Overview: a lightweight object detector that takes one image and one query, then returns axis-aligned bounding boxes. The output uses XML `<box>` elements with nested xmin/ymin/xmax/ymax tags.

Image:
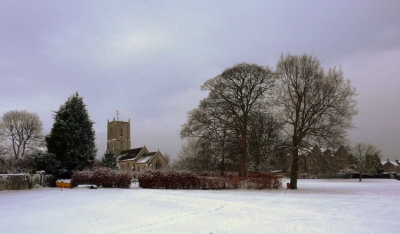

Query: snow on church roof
<box><xmin>136</xmin><ymin>152</ymin><xmax>157</xmax><ymax>164</ymax></box>
<box><xmin>118</xmin><ymin>147</ymin><xmax>143</xmax><ymax>161</ymax></box>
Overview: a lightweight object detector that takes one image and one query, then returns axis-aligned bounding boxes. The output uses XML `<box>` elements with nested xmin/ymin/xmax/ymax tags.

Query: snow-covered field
<box><xmin>1</xmin><ymin>179</ymin><xmax>399</xmax><ymax>234</ymax></box>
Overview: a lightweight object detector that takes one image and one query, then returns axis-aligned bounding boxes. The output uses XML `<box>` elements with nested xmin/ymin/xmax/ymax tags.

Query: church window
<box><xmin>156</xmin><ymin>160</ymin><xmax>161</xmax><ymax>170</ymax></box>
<box><xmin>120</xmin><ymin>128</ymin><xmax>123</xmax><ymax>136</ymax></box>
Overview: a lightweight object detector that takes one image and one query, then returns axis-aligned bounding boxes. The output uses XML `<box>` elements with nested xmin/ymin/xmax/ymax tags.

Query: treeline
<box><xmin>0</xmin><ymin>92</ymin><xmax>116</xmax><ymax>179</ymax></box>
<box><xmin>176</xmin><ymin>53</ymin><xmax>359</xmax><ymax>189</ymax></box>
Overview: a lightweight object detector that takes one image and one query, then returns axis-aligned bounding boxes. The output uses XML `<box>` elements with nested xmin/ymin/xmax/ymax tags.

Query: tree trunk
<box><xmin>255</xmin><ymin>151</ymin><xmax>261</xmax><ymax>172</ymax></box>
<box><xmin>239</xmin><ymin>130</ymin><xmax>248</xmax><ymax>177</ymax></box>
<box><xmin>240</xmin><ymin>160</ymin><xmax>247</xmax><ymax>177</ymax></box>
<box><xmin>359</xmin><ymin>173</ymin><xmax>362</xmax><ymax>182</ymax></box>
<box><xmin>220</xmin><ymin>131</ymin><xmax>226</xmax><ymax>176</ymax></box>
<box><xmin>220</xmin><ymin>151</ymin><xmax>225</xmax><ymax>176</ymax></box>
<box><xmin>290</xmin><ymin>147</ymin><xmax>299</xmax><ymax>189</ymax></box>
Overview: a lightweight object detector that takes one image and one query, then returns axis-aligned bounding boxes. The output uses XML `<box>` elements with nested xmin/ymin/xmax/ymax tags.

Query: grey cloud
<box><xmin>1</xmin><ymin>0</ymin><xmax>399</xmax><ymax>160</ymax></box>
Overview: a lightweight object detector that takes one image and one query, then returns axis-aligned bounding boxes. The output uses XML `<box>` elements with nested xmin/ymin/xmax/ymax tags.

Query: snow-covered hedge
<box><xmin>138</xmin><ymin>170</ymin><xmax>281</xmax><ymax>190</ymax></box>
<box><xmin>71</xmin><ymin>167</ymin><xmax>132</xmax><ymax>188</ymax></box>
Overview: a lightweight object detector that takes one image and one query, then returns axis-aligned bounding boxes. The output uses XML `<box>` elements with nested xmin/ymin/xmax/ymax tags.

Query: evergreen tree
<box><xmin>46</xmin><ymin>92</ymin><xmax>97</xmax><ymax>173</ymax></box>
<box><xmin>102</xmin><ymin>151</ymin><xmax>117</xmax><ymax>169</ymax></box>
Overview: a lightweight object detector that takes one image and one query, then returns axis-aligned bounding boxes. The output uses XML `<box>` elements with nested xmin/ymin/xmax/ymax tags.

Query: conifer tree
<box><xmin>102</xmin><ymin>151</ymin><xmax>117</xmax><ymax>169</ymax></box>
<box><xmin>46</xmin><ymin>92</ymin><xmax>97</xmax><ymax>173</ymax></box>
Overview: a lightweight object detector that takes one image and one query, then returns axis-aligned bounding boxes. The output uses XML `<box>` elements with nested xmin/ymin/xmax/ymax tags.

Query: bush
<box><xmin>139</xmin><ymin>171</ymin><xmax>198</xmax><ymax>189</ymax></box>
<box><xmin>71</xmin><ymin>167</ymin><xmax>132</xmax><ymax>188</ymax></box>
<box><xmin>246</xmin><ymin>172</ymin><xmax>282</xmax><ymax>189</ymax></box>
<box><xmin>34</xmin><ymin>153</ymin><xmax>61</xmax><ymax>175</ymax></box>
<box><xmin>138</xmin><ymin>170</ymin><xmax>281</xmax><ymax>190</ymax></box>
<box><xmin>1</xmin><ymin>156</ymin><xmax>37</xmax><ymax>174</ymax></box>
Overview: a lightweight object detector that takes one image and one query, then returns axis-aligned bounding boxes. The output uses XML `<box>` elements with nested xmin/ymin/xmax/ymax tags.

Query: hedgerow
<box><xmin>71</xmin><ymin>167</ymin><xmax>132</xmax><ymax>188</ymax></box>
<box><xmin>138</xmin><ymin>170</ymin><xmax>281</xmax><ymax>190</ymax></box>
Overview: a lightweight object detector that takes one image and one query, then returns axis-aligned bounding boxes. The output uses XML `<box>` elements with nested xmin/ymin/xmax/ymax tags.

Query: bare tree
<box><xmin>173</xmin><ymin>138</ymin><xmax>216</xmax><ymax>172</ymax></box>
<box><xmin>247</xmin><ymin>111</ymin><xmax>282</xmax><ymax>172</ymax></box>
<box><xmin>163</xmin><ymin>152</ymin><xmax>171</xmax><ymax>166</ymax></box>
<box><xmin>181</xmin><ymin>96</ymin><xmax>239</xmax><ymax>175</ymax></box>
<box><xmin>201</xmin><ymin>63</ymin><xmax>275</xmax><ymax>177</ymax></box>
<box><xmin>0</xmin><ymin>140</ymin><xmax>10</xmax><ymax>157</ymax></box>
<box><xmin>352</xmin><ymin>143</ymin><xmax>381</xmax><ymax>181</ymax></box>
<box><xmin>0</xmin><ymin>110</ymin><xmax>43</xmax><ymax>159</ymax></box>
<box><xmin>276</xmin><ymin>54</ymin><xmax>357</xmax><ymax>189</ymax></box>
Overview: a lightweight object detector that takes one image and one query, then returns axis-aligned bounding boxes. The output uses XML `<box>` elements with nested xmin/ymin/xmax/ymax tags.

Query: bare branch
<box><xmin>0</xmin><ymin>110</ymin><xmax>43</xmax><ymax>159</ymax></box>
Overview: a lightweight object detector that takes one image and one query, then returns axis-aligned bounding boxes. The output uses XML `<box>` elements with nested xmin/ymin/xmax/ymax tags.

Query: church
<box><xmin>107</xmin><ymin>117</ymin><xmax>168</xmax><ymax>172</ymax></box>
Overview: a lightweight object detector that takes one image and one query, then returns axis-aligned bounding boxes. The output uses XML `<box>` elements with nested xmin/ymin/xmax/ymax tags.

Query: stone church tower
<box><xmin>107</xmin><ymin>117</ymin><xmax>131</xmax><ymax>156</ymax></box>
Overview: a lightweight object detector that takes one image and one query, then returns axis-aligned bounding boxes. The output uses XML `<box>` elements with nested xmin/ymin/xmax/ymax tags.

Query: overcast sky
<box><xmin>1</xmin><ymin>1</ymin><xmax>399</xmax><ymax>161</ymax></box>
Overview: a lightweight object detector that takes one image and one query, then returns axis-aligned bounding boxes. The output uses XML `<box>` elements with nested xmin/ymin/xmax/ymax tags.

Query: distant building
<box><xmin>332</xmin><ymin>146</ymin><xmax>355</xmax><ymax>173</ymax></box>
<box><xmin>118</xmin><ymin>146</ymin><xmax>167</xmax><ymax>171</ymax></box>
<box><xmin>298</xmin><ymin>145</ymin><xmax>355</xmax><ymax>175</ymax></box>
<box><xmin>382</xmin><ymin>159</ymin><xmax>400</xmax><ymax>173</ymax></box>
<box><xmin>107</xmin><ymin>117</ymin><xmax>168</xmax><ymax>172</ymax></box>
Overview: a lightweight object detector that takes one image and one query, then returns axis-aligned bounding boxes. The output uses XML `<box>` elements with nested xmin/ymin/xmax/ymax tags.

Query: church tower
<box><xmin>107</xmin><ymin>113</ymin><xmax>131</xmax><ymax>156</ymax></box>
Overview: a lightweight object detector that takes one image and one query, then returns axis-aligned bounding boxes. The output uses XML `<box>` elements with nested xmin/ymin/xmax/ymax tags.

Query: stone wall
<box><xmin>0</xmin><ymin>172</ymin><xmax>54</xmax><ymax>191</ymax></box>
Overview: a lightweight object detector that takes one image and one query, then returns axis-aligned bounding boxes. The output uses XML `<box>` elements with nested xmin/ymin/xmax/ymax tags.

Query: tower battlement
<box><xmin>107</xmin><ymin>118</ymin><xmax>131</xmax><ymax>156</ymax></box>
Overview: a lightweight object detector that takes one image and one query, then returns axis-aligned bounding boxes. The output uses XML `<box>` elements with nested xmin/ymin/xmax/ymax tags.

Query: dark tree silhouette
<box><xmin>46</xmin><ymin>92</ymin><xmax>97</xmax><ymax>173</ymax></box>
<box><xmin>276</xmin><ymin>54</ymin><xmax>357</xmax><ymax>189</ymax></box>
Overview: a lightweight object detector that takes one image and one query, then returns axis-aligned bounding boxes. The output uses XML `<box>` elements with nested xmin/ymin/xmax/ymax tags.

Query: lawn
<box><xmin>0</xmin><ymin>179</ymin><xmax>399</xmax><ymax>233</ymax></box>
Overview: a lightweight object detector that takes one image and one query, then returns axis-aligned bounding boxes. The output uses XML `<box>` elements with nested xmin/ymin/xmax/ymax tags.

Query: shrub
<box><xmin>139</xmin><ymin>171</ymin><xmax>202</xmax><ymax>189</ymax></box>
<box><xmin>246</xmin><ymin>172</ymin><xmax>282</xmax><ymax>189</ymax></box>
<box><xmin>138</xmin><ymin>170</ymin><xmax>281</xmax><ymax>190</ymax></box>
<box><xmin>71</xmin><ymin>167</ymin><xmax>132</xmax><ymax>188</ymax></box>
<box><xmin>1</xmin><ymin>156</ymin><xmax>36</xmax><ymax>174</ymax></box>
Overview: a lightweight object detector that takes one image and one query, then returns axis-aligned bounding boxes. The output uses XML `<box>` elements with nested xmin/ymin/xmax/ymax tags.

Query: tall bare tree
<box><xmin>352</xmin><ymin>143</ymin><xmax>381</xmax><ymax>181</ymax></box>
<box><xmin>201</xmin><ymin>63</ymin><xmax>275</xmax><ymax>177</ymax></box>
<box><xmin>0</xmin><ymin>110</ymin><xmax>43</xmax><ymax>159</ymax></box>
<box><xmin>276</xmin><ymin>54</ymin><xmax>357</xmax><ymax>189</ymax></box>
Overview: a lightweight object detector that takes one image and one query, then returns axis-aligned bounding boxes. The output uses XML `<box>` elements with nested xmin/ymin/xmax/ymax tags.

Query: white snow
<box><xmin>0</xmin><ymin>179</ymin><xmax>399</xmax><ymax>233</ymax></box>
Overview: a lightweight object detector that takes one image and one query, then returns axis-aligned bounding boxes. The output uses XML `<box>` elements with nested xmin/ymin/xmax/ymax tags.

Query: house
<box><xmin>332</xmin><ymin>146</ymin><xmax>355</xmax><ymax>173</ymax></box>
<box><xmin>107</xmin><ymin>117</ymin><xmax>168</xmax><ymax>172</ymax></box>
<box><xmin>382</xmin><ymin>159</ymin><xmax>400</xmax><ymax>173</ymax></box>
<box><xmin>298</xmin><ymin>145</ymin><xmax>354</xmax><ymax>175</ymax></box>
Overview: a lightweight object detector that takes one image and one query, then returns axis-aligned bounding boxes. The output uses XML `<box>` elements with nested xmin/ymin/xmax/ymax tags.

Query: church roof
<box><xmin>118</xmin><ymin>147</ymin><xmax>143</xmax><ymax>161</ymax></box>
<box><xmin>136</xmin><ymin>152</ymin><xmax>157</xmax><ymax>164</ymax></box>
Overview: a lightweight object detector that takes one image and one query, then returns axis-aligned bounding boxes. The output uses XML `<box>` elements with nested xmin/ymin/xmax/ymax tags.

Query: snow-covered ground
<box><xmin>0</xmin><ymin>179</ymin><xmax>399</xmax><ymax>234</ymax></box>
